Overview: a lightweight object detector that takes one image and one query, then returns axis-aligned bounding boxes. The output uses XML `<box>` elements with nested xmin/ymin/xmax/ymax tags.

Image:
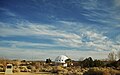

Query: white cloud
<box><xmin>56</xmin><ymin>21</ymin><xmax>120</xmax><ymax>52</ymax></box>
<box><xmin>58</xmin><ymin>21</ymin><xmax>77</xmax><ymax>25</ymax></box>
<box><xmin>0</xmin><ymin>40</ymin><xmax>57</xmax><ymax>49</ymax></box>
<box><xmin>56</xmin><ymin>38</ymin><xmax>83</xmax><ymax>47</ymax></box>
<box><xmin>0</xmin><ymin>46</ymin><xmax>109</xmax><ymax>60</ymax></box>
<box><xmin>80</xmin><ymin>0</ymin><xmax>120</xmax><ymax>28</ymax></box>
<box><xmin>84</xmin><ymin>31</ymin><xmax>120</xmax><ymax>51</ymax></box>
<box><xmin>1</xmin><ymin>20</ymin><xmax>119</xmax><ymax>52</ymax></box>
<box><xmin>0</xmin><ymin>22</ymin><xmax>80</xmax><ymax>39</ymax></box>
<box><xmin>0</xmin><ymin>7</ymin><xmax>16</xmax><ymax>17</ymax></box>
<box><xmin>85</xmin><ymin>31</ymin><xmax>107</xmax><ymax>40</ymax></box>
<box><xmin>80</xmin><ymin>0</ymin><xmax>98</xmax><ymax>10</ymax></box>
<box><xmin>114</xmin><ymin>0</ymin><xmax>120</xmax><ymax>7</ymax></box>
<box><xmin>116</xmin><ymin>35</ymin><xmax>120</xmax><ymax>44</ymax></box>
<box><xmin>0</xmin><ymin>1</ymin><xmax>120</xmax><ymax>60</ymax></box>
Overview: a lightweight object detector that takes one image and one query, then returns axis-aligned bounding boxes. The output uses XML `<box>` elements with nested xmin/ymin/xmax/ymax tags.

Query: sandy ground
<box><xmin>0</xmin><ymin>72</ymin><xmax>55</xmax><ymax>75</ymax></box>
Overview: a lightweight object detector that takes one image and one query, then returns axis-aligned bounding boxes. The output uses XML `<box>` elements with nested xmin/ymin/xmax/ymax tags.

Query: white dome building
<box><xmin>55</xmin><ymin>55</ymin><xmax>69</xmax><ymax>67</ymax></box>
<box><xmin>55</xmin><ymin>55</ymin><xmax>68</xmax><ymax>63</ymax></box>
<box><xmin>55</xmin><ymin>55</ymin><xmax>68</xmax><ymax>67</ymax></box>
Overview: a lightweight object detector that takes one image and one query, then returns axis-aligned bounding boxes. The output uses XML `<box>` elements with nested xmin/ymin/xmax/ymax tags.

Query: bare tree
<box><xmin>108</xmin><ymin>52</ymin><xmax>117</xmax><ymax>61</ymax></box>
<box><xmin>117</xmin><ymin>50</ymin><xmax>120</xmax><ymax>59</ymax></box>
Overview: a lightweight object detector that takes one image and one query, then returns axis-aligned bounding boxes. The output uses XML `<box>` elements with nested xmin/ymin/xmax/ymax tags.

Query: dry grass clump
<box><xmin>83</xmin><ymin>67</ymin><xmax>120</xmax><ymax>75</ymax></box>
<box><xmin>52</xmin><ymin>66</ymin><xmax>68</xmax><ymax>74</ymax></box>
<box><xmin>42</xmin><ymin>66</ymin><xmax>53</xmax><ymax>72</ymax></box>
<box><xmin>38</xmin><ymin>66</ymin><xmax>84</xmax><ymax>75</ymax></box>
<box><xmin>51</xmin><ymin>66</ymin><xmax>84</xmax><ymax>75</ymax></box>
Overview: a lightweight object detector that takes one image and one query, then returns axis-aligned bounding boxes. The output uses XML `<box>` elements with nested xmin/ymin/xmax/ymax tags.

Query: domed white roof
<box><xmin>55</xmin><ymin>55</ymin><xmax>68</xmax><ymax>63</ymax></box>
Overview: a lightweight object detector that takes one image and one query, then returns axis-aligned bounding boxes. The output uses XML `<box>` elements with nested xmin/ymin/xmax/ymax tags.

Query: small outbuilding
<box><xmin>5</xmin><ymin>64</ymin><xmax>13</xmax><ymax>74</ymax></box>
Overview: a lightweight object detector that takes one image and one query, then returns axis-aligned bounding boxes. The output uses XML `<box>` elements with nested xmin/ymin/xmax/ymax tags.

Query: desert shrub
<box><xmin>109</xmin><ymin>69</ymin><xmax>120</xmax><ymax>75</ymax></box>
<box><xmin>94</xmin><ymin>60</ymin><xmax>104</xmax><ymax>67</ymax></box>
<box><xmin>81</xmin><ymin>57</ymin><xmax>94</xmax><ymax>68</ymax></box>
<box><xmin>106</xmin><ymin>59</ymin><xmax>120</xmax><ymax>68</ymax></box>
<box><xmin>51</xmin><ymin>66</ymin><xmax>69</xmax><ymax>74</ymax></box>
<box><xmin>83</xmin><ymin>67</ymin><xmax>120</xmax><ymax>75</ymax></box>
<box><xmin>46</xmin><ymin>58</ymin><xmax>52</xmax><ymax>63</ymax></box>
<box><xmin>102</xmin><ymin>69</ymin><xmax>110</xmax><ymax>75</ymax></box>
<box><xmin>44</xmin><ymin>66</ymin><xmax>53</xmax><ymax>72</ymax></box>
<box><xmin>83</xmin><ymin>68</ymin><xmax>103</xmax><ymax>75</ymax></box>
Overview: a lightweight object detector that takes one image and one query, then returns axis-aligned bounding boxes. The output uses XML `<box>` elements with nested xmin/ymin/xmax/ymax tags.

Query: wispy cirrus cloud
<box><xmin>0</xmin><ymin>7</ymin><xmax>16</xmax><ymax>17</ymax></box>
<box><xmin>79</xmin><ymin>0</ymin><xmax>120</xmax><ymax>28</ymax></box>
<box><xmin>0</xmin><ymin>0</ymin><xmax>120</xmax><ymax>60</ymax></box>
<box><xmin>0</xmin><ymin>21</ymin><xmax>80</xmax><ymax>39</ymax></box>
<box><xmin>1</xmin><ymin>20</ymin><xmax>119</xmax><ymax>52</ymax></box>
<box><xmin>114</xmin><ymin>0</ymin><xmax>120</xmax><ymax>7</ymax></box>
<box><xmin>0</xmin><ymin>46</ymin><xmax>109</xmax><ymax>60</ymax></box>
<box><xmin>0</xmin><ymin>40</ymin><xmax>58</xmax><ymax>49</ymax></box>
<box><xmin>55</xmin><ymin>21</ymin><xmax>119</xmax><ymax>52</ymax></box>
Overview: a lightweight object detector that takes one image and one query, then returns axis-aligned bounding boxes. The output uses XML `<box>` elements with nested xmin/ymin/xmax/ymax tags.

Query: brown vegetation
<box><xmin>0</xmin><ymin>57</ymin><xmax>120</xmax><ymax>75</ymax></box>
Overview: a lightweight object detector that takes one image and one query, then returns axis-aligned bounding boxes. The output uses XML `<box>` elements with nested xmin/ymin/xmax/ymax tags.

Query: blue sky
<box><xmin>0</xmin><ymin>0</ymin><xmax>120</xmax><ymax>60</ymax></box>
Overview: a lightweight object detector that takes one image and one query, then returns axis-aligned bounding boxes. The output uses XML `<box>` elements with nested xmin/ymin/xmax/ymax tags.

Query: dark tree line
<box><xmin>106</xmin><ymin>59</ymin><xmax>120</xmax><ymax>68</ymax></box>
<box><xmin>80</xmin><ymin>57</ymin><xmax>120</xmax><ymax>68</ymax></box>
